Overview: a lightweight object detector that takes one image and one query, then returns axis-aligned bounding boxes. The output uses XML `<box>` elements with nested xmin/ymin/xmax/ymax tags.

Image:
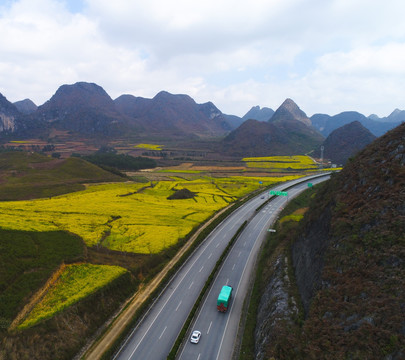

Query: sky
<box><xmin>0</xmin><ymin>0</ymin><xmax>404</xmax><ymax>117</ymax></box>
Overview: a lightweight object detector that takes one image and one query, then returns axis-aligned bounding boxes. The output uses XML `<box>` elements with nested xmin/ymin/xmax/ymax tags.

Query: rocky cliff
<box><xmin>0</xmin><ymin>93</ymin><xmax>20</xmax><ymax>133</ymax></box>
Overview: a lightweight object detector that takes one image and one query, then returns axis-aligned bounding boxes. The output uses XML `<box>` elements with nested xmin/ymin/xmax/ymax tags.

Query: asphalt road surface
<box><xmin>114</xmin><ymin>174</ymin><xmax>330</xmax><ymax>360</ymax></box>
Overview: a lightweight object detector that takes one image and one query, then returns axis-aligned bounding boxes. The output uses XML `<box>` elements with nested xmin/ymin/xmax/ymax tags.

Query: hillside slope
<box><xmin>291</xmin><ymin>122</ymin><xmax>405</xmax><ymax>358</ymax></box>
<box><xmin>252</xmin><ymin>122</ymin><xmax>404</xmax><ymax>359</ymax></box>
<box><xmin>314</xmin><ymin>121</ymin><xmax>376</xmax><ymax>165</ymax></box>
<box><xmin>0</xmin><ymin>152</ymin><xmax>125</xmax><ymax>200</ymax></box>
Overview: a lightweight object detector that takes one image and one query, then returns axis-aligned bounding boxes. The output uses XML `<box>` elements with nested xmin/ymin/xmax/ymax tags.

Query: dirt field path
<box><xmin>83</xmin><ymin>206</ymin><xmax>230</xmax><ymax>360</ymax></box>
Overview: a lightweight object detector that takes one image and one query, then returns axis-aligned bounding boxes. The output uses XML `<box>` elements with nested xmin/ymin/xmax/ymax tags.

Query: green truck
<box><xmin>217</xmin><ymin>285</ymin><xmax>233</xmax><ymax>312</ymax></box>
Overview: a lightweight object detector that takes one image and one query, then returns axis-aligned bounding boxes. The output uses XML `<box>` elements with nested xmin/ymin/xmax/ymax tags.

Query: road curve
<box><xmin>178</xmin><ymin>176</ymin><xmax>329</xmax><ymax>360</ymax></box>
<box><xmin>113</xmin><ymin>174</ymin><xmax>330</xmax><ymax>360</ymax></box>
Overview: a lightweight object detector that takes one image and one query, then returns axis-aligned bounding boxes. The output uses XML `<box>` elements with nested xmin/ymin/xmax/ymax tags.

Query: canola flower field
<box><xmin>17</xmin><ymin>263</ymin><xmax>128</xmax><ymax>330</ymax></box>
<box><xmin>242</xmin><ymin>155</ymin><xmax>318</xmax><ymax>170</ymax></box>
<box><xmin>0</xmin><ymin>175</ymin><xmax>300</xmax><ymax>254</ymax></box>
<box><xmin>2</xmin><ymin>174</ymin><xmax>305</xmax><ymax>329</ymax></box>
<box><xmin>134</xmin><ymin>143</ymin><xmax>163</xmax><ymax>150</ymax></box>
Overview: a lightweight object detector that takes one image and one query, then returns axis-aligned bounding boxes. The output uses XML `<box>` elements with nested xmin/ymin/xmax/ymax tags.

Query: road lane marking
<box><xmin>189</xmin><ymin>281</ymin><xmax>194</xmax><ymax>289</ymax></box>
<box><xmin>159</xmin><ymin>326</ymin><xmax>167</xmax><ymax>340</ymax></box>
<box><xmin>232</xmin><ymin>264</ymin><xmax>236</xmax><ymax>270</ymax></box>
<box><xmin>216</xmin><ymin>243</ymin><xmax>220</xmax><ymax>248</ymax></box>
<box><xmin>208</xmin><ymin>253</ymin><xmax>212</xmax><ymax>259</ymax></box>
<box><xmin>238</xmin><ymin>251</ymin><xmax>241</xmax><ymax>257</ymax></box>
<box><xmin>243</xmin><ymin>241</ymin><xmax>246</xmax><ymax>246</ymax></box>
<box><xmin>175</xmin><ymin>301</ymin><xmax>182</xmax><ymax>312</ymax></box>
<box><xmin>197</xmin><ymin>354</ymin><xmax>201</xmax><ymax>360</ymax></box>
<box><xmin>226</xmin><ymin>278</ymin><xmax>229</xmax><ymax>285</ymax></box>
<box><xmin>120</xmin><ymin>230</ymin><xmax>221</xmax><ymax>360</ymax></box>
<box><xmin>199</xmin><ymin>266</ymin><xmax>204</xmax><ymax>272</ymax></box>
<box><xmin>207</xmin><ymin>321</ymin><xmax>212</xmax><ymax>334</ymax></box>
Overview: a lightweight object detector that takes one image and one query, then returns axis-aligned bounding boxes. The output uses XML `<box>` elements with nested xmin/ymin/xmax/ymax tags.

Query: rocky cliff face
<box><xmin>270</xmin><ymin>98</ymin><xmax>312</xmax><ymax>127</ymax></box>
<box><xmin>254</xmin><ymin>254</ymin><xmax>299</xmax><ymax>360</ymax></box>
<box><xmin>291</xmin><ymin>203</ymin><xmax>332</xmax><ymax>315</ymax></box>
<box><xmin>0</xmin><ymin>93</ymin><xmax>20</xmax><ymax>133</ymax></box>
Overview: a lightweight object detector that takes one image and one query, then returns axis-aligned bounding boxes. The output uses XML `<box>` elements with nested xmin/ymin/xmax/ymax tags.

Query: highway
<box><xmin>114</xmin><ymin>174</ymin><xmax>330</xmax><ymax>360</ymax></box>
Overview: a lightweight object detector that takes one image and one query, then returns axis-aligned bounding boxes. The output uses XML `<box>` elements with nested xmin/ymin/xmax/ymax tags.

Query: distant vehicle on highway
<box><xmin>190</xmin><ymin>330</ymin><xmax>201</xmax><ymax>344</ymax></box>
<box><xmin>217</xmin><ymin>285</ymin><xmax>233</xmax><ymax>312</ymax></box>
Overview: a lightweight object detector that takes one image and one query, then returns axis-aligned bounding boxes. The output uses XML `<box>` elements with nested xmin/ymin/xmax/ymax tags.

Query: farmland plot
<box><xmin>0</xmin><ymin>176</ymin><xmax>300</xmax><ymax>254</ymax></box>
<box><xmin>17</xmin><ymin>263</ymin><xmax>128</xmax><ymax>329</ymax></box>
<box><xmin>243</xmin><ymin>155</ymin><xmax>318</xmax><ymax>170</ymax></box>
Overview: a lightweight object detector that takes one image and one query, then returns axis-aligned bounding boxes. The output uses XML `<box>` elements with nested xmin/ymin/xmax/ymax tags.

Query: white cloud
<box><xmin>317</xmin><ymin>44</ymin><xmax>405</xmax><ymax>76</ymax></box>
<box><xmin>0</xmin><ymin>0</ymin><xmax>405</xmax><ymax>117</ymax></box>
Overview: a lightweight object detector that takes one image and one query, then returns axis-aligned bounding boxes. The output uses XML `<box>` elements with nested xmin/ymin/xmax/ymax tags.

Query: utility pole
<box><xmin>320</xmin><ymin>145</ymin><xmax>324</xmax><ymax>169</ymax></box>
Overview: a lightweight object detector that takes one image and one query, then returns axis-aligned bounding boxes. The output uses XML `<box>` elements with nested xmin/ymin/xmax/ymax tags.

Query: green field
<box><xmin>0</xmin><ymin>151</ymin><xmax>125</xmax><ymax>200</ymax></box>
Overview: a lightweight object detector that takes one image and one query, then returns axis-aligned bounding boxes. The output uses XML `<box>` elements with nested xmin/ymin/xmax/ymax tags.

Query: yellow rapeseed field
<box><xmin>18</xmin><ymin>263</ymin><xmax>127</xmax><ymax>329</ymax></box>
<box><xmin>134</xmin><ymin>143</ymin><xmax>163</xmax><ymax>150</ymax></box>
<box><xmin>0</xmin><ymin>176</ymin><xmax>301</xmax><ymax>254</ymax></box>
<box><xmin>242</xmin><ymin>155</ymin><xmax>318</xmax><ymax>170</ymax></box>
<box><xmin>3</xmin><ymin>175</ymin><xmax>303</xmax><ymax>328</ymax></box>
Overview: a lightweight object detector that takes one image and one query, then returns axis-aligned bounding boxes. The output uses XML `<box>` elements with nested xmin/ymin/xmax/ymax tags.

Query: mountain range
<box><xmin>0</xmin><ymin>81</ymin><xmax>403</xmax><ymax>158</ymax></box>
<box><xmin>0</xmin><ymin>82</ymin><xmax>235</xmax><ymax>141</ymax></box>
<box><xmin>220</xmin><ymin>99</ymin><xmax>324</xmax><ymax>156</ymax></box>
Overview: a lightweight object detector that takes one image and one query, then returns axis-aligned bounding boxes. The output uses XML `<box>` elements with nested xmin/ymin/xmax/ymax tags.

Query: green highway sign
<box><xmin>307</xmin><ymin>182</ymin><xmax>313</xmax><ymax>187</ymax></box>
<box><xmin>269</xmin><ymin>190</ymin><xmax>288</xmax><ymax>196</ymax></box>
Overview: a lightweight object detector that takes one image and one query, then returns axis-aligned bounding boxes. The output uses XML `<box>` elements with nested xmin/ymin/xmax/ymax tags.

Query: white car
<box><xmin>190</xmin><ymin>330</ymin><xmax>201</xmax><ymax>344</ymax></box>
